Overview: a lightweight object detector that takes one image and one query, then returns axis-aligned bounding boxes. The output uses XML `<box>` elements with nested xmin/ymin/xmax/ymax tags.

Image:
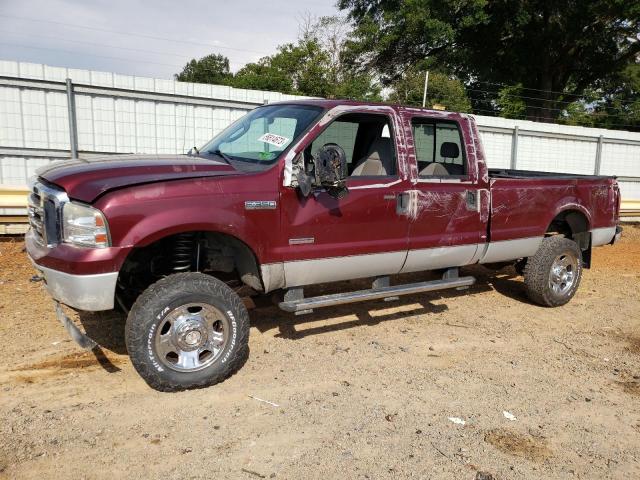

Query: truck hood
<box><xmin>37</xmin><ymin>154</ymin><xmax>241</xmax><ymax>203</ymax></box>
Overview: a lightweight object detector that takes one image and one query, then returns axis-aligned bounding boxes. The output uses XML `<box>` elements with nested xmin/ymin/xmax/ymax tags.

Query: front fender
<box><xmin>94</xmin><ymin>180</ymin><xmax>278</xmax><ymax>266</ymax></box>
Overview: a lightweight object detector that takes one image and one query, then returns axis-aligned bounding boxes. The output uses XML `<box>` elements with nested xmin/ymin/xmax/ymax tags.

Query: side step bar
<box><xmin>279</xmin><ymin>276</ymin><xmax>475</xmax><ymax>314</ymax></box>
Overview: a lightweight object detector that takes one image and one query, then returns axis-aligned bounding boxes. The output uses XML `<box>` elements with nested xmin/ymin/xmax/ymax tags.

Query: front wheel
<box><xmin>524</xmin><ymin>236</ymin><xmax>583</xmax><ymax>307</ymax></box>
<box><xmin>125</xmin><ymin>272</ymin><xmax>250</xmax><ymax>391</ymax></box>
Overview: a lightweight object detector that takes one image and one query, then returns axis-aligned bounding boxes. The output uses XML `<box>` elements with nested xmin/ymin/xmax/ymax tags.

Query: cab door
<box><xmin>400</xmin><ymin>111</ymin><xmax>487</xmax><ymax>273</ymax></box>
<box><xmin>278</xmin><ymin>109</ymin><xmax>411</xmax><ymax>287</ymax></box>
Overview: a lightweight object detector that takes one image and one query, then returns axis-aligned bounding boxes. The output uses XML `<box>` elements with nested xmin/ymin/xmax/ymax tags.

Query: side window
<box><xmin>412</xmin><ymin>119</ymin><xmax>466</xmax><ymax>177</ymax></box>
<box><xmin>311</xmin><ymin>120</ymin><xmax>358</xmax><ymax>165</ymax></box>
<box><xmin>435</xmin><ymin>123</ymin><xmax>463</xmax><ymax>165</ymax></box>
<box><xmin>413</xmin><ymin>124</ymin><xmax>435</xmax><ymax>165</ymax></box>
<box><xmin>308</xmin><ymin>114</ymin><xmax>397</xmax><ymax>177</ymax></box>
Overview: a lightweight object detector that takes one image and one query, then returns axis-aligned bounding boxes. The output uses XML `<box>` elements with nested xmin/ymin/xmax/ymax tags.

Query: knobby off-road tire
<box><xmin>524</xmin><ymin>236</ymin><xmax>583</xmax><ymax>307</ymax></box>
<box><xmin>125</xmin><ymin>272</ymin><xmax>250</xmax><ymax>392</ymax></box>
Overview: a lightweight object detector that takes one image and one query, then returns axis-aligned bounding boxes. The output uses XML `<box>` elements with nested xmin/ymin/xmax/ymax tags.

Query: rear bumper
<box><xmin>591</xmin><ymin>226</ymin><xmax>619</xmax><ymax>247</ymax></box>
<box><xmin>30</xmin><ymin>260</ymin><xmax>118</xmax><ymax>311</ymax></box>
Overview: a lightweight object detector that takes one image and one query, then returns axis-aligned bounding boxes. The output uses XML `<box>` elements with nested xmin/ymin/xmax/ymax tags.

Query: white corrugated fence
<box><xmin>1</xmin><ymin>60</ymin><xmax>639</xmax><ymax>225</ymax></box>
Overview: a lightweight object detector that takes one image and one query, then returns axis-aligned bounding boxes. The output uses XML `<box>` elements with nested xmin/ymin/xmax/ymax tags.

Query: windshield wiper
<box><xmin>209</xmin><ymin>149</ymin><xmax>233</xmax><ymax>164</ymax></box>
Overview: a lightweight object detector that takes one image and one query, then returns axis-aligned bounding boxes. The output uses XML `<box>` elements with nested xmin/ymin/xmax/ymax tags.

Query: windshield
<box><xmin>201</xmin><ymin>104</ymin><xmax>323</xmax><ymax>165</ymax></box>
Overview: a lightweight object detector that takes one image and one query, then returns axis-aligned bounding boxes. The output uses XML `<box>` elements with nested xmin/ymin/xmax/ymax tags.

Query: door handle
<box><xmin>396</xmin><ymin>192</ymin><xmax>411</xmax><ymax>215</ymax></box>
<box><xmin>465</xmin><ymin>190</ymin><xmax>479</xmax><ymax>212</ymax></box>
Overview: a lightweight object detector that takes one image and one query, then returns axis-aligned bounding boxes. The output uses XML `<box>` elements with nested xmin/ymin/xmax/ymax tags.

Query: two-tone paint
<box><xmin>26</xmin><ymin>99</ymin><xmax>621</xmax><ymax>310</ymax></box>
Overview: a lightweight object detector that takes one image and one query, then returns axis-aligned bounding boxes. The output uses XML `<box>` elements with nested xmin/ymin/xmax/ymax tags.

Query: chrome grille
<box><xmin>27</xmin><ymin>189</ymin><xmax>45</xmax><ymax>244</ymax></box>
<box><xmin>27</xmin><ymin>180</ymin><xmax>68</xmax><ymax>247</ymax></box>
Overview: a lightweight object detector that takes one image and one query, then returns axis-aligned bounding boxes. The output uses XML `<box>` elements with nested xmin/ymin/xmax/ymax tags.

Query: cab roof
<box><xmin>265</xmin><ymin>98</ymin><xmax>467</xmax><ymax>120</ymax></box>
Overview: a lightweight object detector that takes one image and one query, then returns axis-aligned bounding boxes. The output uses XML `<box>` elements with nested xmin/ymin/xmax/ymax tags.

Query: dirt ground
<box><xmin>1</xmin><ymin>226</ymin><xmax>639</xmax><ymax>480</ymax></box>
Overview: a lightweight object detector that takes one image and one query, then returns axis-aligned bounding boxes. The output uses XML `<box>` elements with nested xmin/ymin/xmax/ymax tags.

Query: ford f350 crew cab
<box><xmin>26</xmin><ymin>100</ymin><xmax>622</xmax><ymax>391</ymax></box>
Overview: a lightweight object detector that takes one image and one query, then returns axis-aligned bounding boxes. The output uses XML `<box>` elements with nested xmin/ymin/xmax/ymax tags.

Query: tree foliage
<box><xmin>591</xmin><ymin>64</ymin><xmax>640</xmax><ymax>130</ymax></box>
<box><xmin>496</xmin><ymin>84</ymin><xmax>527</xmax><ymax>120</ymax></box>
<box><xmin>388</xmin><ymin>68</ymin><xmax>471</xmax><ymax>112</ymax></box>
<box><xmin>338</xmin><ymin>0</ymin><xmax>640</xmax><ymax>123</ymax></box>
<box><xmin>174</xmin><ymin>5</ymin><xmax>640</xmax><ymax>130</ymax></box>
<box><xmin>175</xmin><ymin>16</ymin><xmax>381</xmax><ymax>100</ymax></box>
<box><xmin>234</xmin><ymin>39</ymin><xmax>333</xmax><ymax>97</ymax></box>
<box><xmin>175</xmin><ymin>54</ymin><xmax>232</xmax><ymax>85</ymax></box>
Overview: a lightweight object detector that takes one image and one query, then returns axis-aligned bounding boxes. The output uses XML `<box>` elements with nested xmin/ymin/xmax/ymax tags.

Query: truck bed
<box><xmin>487</xmin><ymin>169</ymin><xmax>618</xmax><ymax>243</ymax></box>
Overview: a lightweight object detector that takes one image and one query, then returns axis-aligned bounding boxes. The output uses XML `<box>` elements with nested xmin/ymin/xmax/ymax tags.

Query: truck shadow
<box><xmin>77</xmin><ymin>309</ymin><xmax>127</xmax><ymax>356</ymax></box>
<box><xmin>73</xmin><ymin>266</ymin><xmax>529</xmax><ymax>359</ymax></box>
<box><xmin>250</xmin><ymin>266</ymin><xmax>529</xmax><ymax>340</ymax></box>
<box><xmin>472</xmin><ymin>266</ymin><xmax>533</xmax><ymax>305</ymax></box>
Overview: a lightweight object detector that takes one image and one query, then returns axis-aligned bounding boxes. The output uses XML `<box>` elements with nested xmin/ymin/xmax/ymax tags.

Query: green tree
<box><xmin>388</xmin><ymin>68</ymin><xmax>471</xmax><ymax>112</ymax></box>
<box><xmin>339</xmin><ymin>0</ymin><xmax>640</xmax><ymax>122</ymax></box>
<box><xmin>174</xmin><ymin>16</ymin><xmax>381</xmax><ymax>101</ymax></box>
<box><xmin>233</xmin><ymin>16</ymin><xmax>381</xmax><ymax>100</ymax></box>
<box><xmin>175</xmin><ymin>54</ymin><xmax>232</xmax><ymax>85</ymax></box>
<box><xmin>559</xmin><ymin>65</ymin><xmax>640</xmax><ymax>130</ymax></box>
<box><xmin>592</xmin><ymin>64</ymin><xmax>640</xmax><ymax>130</ymax></box>
<box><xmin>230</xmin><ymin>61</ymin><xmax>293</xmax><ymax>93</ymax></box>
<box><xmin>301</xmin><ymin>15</ymin><xmax>381</xmax><ymax>100</ymax></box>
<box><xmin>496</xmin><ymin>84</ymin><xmax>527</xmax><ymax>119</ymax></box>
<box><xmin>233</xmin><ymin>39</ymin><xmax>333</xmax><ymax>97</ymax></box>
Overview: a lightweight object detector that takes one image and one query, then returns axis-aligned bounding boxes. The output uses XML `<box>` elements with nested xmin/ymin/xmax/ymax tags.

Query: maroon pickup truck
<box><xmin>26</xmin><ymin>100</ymin><xmax>622</xmax><ymax>391</ymax></box>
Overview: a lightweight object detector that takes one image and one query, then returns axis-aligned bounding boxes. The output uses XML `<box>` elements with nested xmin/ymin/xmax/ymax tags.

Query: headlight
<box><xmin>62</xmin><ymin>202</ymin><xmax>110</xmax><ymax>248</ymax></box>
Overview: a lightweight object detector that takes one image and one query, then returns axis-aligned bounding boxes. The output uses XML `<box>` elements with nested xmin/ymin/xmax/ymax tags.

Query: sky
<box><xmin>0</xmin><ymin>0</ymin><xmax>340</xmax><ymax>78</ymax></box>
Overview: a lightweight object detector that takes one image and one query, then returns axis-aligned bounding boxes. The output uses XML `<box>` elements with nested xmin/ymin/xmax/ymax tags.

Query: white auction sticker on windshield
<box><xmin>258</xmin><ymin>133</ymin><xmax>289</xmax><ymax>148</ymax></box>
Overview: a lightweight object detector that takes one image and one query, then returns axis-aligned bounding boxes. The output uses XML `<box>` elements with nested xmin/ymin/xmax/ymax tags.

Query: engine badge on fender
<box><xmin>245</xmin><ymin>200</ymin><xmax>277</xmax><ymax>210</ymax></box>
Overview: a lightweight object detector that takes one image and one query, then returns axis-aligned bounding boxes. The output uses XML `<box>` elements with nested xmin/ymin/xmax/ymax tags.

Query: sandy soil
<box><xmin>1</xmin><ymin>226</ymin><xmax>639</xmax><ymax>479</ymax></box>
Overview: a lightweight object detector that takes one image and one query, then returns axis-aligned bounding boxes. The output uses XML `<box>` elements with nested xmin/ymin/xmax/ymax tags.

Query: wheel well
<box><xmin>117</xmin><ymin>231</ymin><xmax>263</xmax><ymax>308</ymax></box>
<box><xmin>547</xmin><ymin>210</ymin><xmax>589</xmax><ymax>239</ymax></box>
<box><xmin>546</xmin><ymin>210</ymin><xmax>591</xmax><ymax>266</ymax></box>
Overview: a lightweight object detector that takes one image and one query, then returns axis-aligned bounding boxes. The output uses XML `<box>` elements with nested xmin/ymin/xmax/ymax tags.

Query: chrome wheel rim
<box><xmin>549</xmin><ymin>252</ymin><xmax>578</xmax><ymax>296</ymax></box>
<box><xmin>154</xmin><ymin>303</ymin><xmax>229</xmax><ymax>372</ymax></box>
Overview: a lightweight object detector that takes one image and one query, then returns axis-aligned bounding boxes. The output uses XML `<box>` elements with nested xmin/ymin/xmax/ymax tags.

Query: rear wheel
<box><xmin>524</xmin><ymin>236</ymin><xmax>582</xmax><ymax>307</ymax></box>
<box><xmin>125</xmin><ymin>272</ymin><xmax>250</xmax><ymax>391</ymax></box>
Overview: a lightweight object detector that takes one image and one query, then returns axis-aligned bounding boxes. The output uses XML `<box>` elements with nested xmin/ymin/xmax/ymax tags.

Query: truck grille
<box><xmin>27</xmin><ymin>181</ymin><xmax>68</xmax><ymax>247</ymax></box>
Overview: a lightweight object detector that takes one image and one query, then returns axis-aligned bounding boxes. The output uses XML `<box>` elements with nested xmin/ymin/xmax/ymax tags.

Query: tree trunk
<box><xmin>526</xmin><ymin>74</ymin><xmax>559</xmax><ymax>123</ymax></box>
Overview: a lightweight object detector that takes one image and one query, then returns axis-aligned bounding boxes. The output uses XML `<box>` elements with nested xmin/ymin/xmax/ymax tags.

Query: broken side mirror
<box><xmin>313</xmin><ymin>143</ymin><xmax>349</xmax><ymax>199</ymax></box>
<box><xmin>294</xmin><ymin>143</ymin><xmax>349</xmax><ymax>200</ymax></box>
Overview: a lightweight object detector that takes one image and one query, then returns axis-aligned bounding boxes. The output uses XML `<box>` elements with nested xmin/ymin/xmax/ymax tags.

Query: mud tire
<box><xmin>524</xmin><ymin>236</ymin><xmax>583</xmax><ymax>307</ymax></box>
<box><xmin>125</xmin><ymin>272</ymin><xmax>250</xmax><ymax>392</ymax></box>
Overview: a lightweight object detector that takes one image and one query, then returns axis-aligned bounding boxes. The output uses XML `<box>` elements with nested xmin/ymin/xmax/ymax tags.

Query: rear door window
<box><xmin>412</xmin><ymin>119</ymin><xmax>466</xmax><ymax>177</ymax></box>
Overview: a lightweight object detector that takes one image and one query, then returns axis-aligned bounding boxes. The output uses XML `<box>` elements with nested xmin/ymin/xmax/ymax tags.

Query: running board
<box><xmin>279</xmin><ymin>276</ymin><xmax>476</xmax><ymax>313</ymax></box>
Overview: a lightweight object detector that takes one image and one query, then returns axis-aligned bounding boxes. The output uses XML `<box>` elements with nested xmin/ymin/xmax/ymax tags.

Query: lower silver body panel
<box><xmin>30</xmin><ymin>261</ymin><xmax>118</xmax><ymax>311</ymax></box>
<box><xmin>262</xmin><ymin>227</ymin><xmax>618</xmax><ymax>291</ymax></box>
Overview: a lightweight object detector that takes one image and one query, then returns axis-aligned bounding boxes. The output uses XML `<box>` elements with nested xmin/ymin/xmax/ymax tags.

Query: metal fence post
<box><xmin>594</xmin><ymin>135</ymin><xmax>603</xmax><ymax>175</ymax></box>
<box><xmin>65</xmin><ymin>78</ymin><xmax>78</xmax><ymax>159</ymax></box>
<box><xmin>510</xmin><ymin>126</ymin><xmax>519</xmax><ymax>170</ymax></box>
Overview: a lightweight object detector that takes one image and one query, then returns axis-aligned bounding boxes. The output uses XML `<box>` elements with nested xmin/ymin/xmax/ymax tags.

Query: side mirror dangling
<box><xmin>314</xmin><ymin>143</ymin><xmax>349</xmax><ymax>199</ymax></box>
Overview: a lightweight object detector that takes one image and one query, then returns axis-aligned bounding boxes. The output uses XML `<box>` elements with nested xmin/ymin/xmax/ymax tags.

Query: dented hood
<box><xmin>37</xmin><ymin>154</ymin><xmax>240</xmax><ymax>203</ymax></box>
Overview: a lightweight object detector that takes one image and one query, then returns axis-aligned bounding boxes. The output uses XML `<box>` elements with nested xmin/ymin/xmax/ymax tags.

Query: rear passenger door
<box><xmin>400</xmin><ymin>114</ymin><xmax>485</xmax><ymax>273</ymax></box>
<box><xmin>279</xmin><ymin>109</ymin><xmax>411</xmax><ymax>287</ymax></box>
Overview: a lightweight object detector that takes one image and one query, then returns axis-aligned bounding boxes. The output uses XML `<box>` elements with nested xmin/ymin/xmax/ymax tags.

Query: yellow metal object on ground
<box><xmin>622</xmin><ymin>200</ymin><xmax>640</xmax><ymax>217</ymax></box>
<box><xmin>0</xmin><ymin>187</ymin><xmax>29</xmax><ymax>208</ymax></box>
